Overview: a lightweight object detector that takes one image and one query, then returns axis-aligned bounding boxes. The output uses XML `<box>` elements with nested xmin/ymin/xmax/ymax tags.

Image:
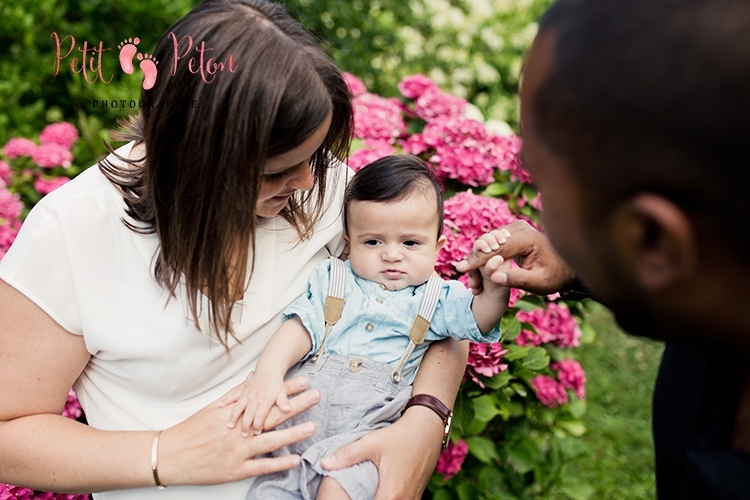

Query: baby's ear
<box><xmin>436</xmin><ymin>234</ymin><xmax>447</xmax><ymax>250</ymax></box>
<box><xmin>343</xmin><ymin>234</ymin><xmax>350</xmax><ymax>244</ymax></box>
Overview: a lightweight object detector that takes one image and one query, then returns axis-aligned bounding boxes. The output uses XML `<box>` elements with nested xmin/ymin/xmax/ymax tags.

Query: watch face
<box><xmin>441</xmin><ymin>412</ymin><xmax>454</xmax><ymax>450</ymax></box>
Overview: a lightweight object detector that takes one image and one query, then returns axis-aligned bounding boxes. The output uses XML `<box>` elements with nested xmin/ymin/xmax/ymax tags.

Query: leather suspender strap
<box><xmin>311</xmin><ymin>257</ymin><xmax>346</xmax><ymax>363</ymax></box>
<box><xmin>390</xmin><ymin>274</ymin><xmax>443</xmax><ymax>382</ymax></box>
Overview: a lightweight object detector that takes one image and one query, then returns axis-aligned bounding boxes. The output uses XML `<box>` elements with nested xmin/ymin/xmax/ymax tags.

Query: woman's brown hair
<box><xmin>100</xmin><ymin>0</ymin><xmax>353</xmax><ymax>348</ymax></box>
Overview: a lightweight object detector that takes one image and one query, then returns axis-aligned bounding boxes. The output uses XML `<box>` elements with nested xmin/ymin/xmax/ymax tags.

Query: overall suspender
<box><xmin>309</xmin><ymin>257</ymin><xmax>443</xmax><ymax>384</ymax></box>
<box><xmin>310</xmin><ymin>256</ymin><xmax>346</xmax><ymax>363</ymax></box>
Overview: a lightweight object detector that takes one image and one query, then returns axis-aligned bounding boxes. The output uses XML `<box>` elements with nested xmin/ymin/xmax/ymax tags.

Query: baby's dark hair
<box><xmin>344</xmin><ymin>155</ymin><xmax>444</xmax><ymax>237</ymax></box>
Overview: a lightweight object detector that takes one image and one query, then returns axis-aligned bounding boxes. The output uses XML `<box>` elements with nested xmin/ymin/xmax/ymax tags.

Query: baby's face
<box><xmin>345</xmin><ymin>189</ymin><xmax>445</xmax><ymax>290</ymax></box>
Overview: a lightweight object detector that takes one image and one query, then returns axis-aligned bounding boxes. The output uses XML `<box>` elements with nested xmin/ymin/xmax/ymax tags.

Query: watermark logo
<box><xmin>117</xmin><ymin>38</ymin><xmax>159</xmax><ymax>89</ymax></box>
<box><xmin>52</xmin><ymin>32</ymin><xmax>238</xmax><ymax>90</ymax></box>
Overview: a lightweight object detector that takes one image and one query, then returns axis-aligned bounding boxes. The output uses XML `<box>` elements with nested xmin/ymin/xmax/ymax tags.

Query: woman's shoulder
<box><xmin>30</xmin><ymin>142</ymin><xmax>136</xmax><ymax>227</ymax></box>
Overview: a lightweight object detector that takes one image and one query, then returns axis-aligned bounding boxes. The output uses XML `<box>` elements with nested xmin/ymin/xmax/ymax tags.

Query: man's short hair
<box><xmin>535</xmin><ymin>0</ymin><xmax>750</xmax><ymax>258</ymax></box>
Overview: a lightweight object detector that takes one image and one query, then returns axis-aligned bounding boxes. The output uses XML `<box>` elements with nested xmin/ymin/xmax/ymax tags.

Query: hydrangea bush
<box><xmin>346</xmin><ymin>73</ymin><xmax>592</xmax><ymax>499</ymax></box>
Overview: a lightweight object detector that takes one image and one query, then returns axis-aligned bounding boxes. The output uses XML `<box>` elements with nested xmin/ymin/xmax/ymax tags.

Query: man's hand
<box><xmin>455</xmin><ymin>220</ymin><xmax>576</xmax><ymax>295</ymax></box>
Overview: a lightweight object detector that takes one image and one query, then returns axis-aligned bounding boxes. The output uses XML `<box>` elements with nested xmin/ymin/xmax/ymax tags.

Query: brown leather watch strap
<box><xmin>403</xmin><ymin>394</ymin><xmax>451</xmax><ymax>423</ymax></box>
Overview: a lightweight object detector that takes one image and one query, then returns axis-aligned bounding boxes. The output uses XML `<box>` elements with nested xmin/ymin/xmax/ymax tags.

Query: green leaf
<box><xmin>432</xmin><ymin>489</ymin><xmax>453</xmax><ymax>500</ymax></box>
<box><xmin>483</xmin><ymin>181</ymin><xmax>511</xmax><ymax>197</ymax></box>
<box><xmin>497</xmin><ymin>400</ymin><xmax>524</xmax><ymax>420</ymax></box>
<box><xmin>510</xmin><ymin>382</ymin><xmax>527</xmax><ymax>397</ymax></box>
<box><xmin>580</xmin><ymin>323</ymin><xmax>597</xmax><ymax>344</ymax></box>
<box><xmin>464</xmin><ymin>417</ymin><xmax>489</xmax><ymax>435</ymax></box>
<box><xmin>466</xmin><ymin>436</ymin><xmax>500</xmax><ymax>464</ymax></box>
<box><xmin>506</xmin><ymin>436</ymin><xmax>542</xmax><ymax>474</ymax></box>
<box><xmin>456</xmin><ymin>481</ymin><xmax>478</xmax><ymax>500</ymax></box>
<box><xmin>559</xmin><ymin>483</ymin><xmax>596</xmax><ymax>500</ymax></box>
<box><xmin>522</xmin><ymin>347</ymin><xmax>550</xmax><ymax>371</ymax></box>
<box><xmin>567</xmin><ymin>398</ymin><xmax>587</xmax><ymax>419</ymax></box>
<box><xmin>453</xmin><ymin>394</ymin><xmax>474</xmax><ymax>434</ymax></box>
<box><xmin>558</xmin><ymin>420</ymin><xmax>587</xmax><ymax>436</ymax></box>
<box><xmin>522</xmin><ymin>184</ymin><xmax>539</xmax><ymax>202</ymax></box>
<box><xmin>473</xmin><ymin>395</ymin><xmax>499</xmax><ymax>422</ymax></box>
<box><xmin>477</xmin><ymin>465</ymin><xmax>506</xmax><ymax>497</ymax></box>
<box><xmin>501</xmin><ymin>315</ymin><xmax>521</xmax><ymax>342</ymax></box>
<box><xmin>483</xmin><ymin>370</ymin><xmax>513</xmax><ymax>389</ymax></box>
<box><xmin>504</xmin><ymin>345</ymin><xmax>530</xmax><ymax>361</ymax></box>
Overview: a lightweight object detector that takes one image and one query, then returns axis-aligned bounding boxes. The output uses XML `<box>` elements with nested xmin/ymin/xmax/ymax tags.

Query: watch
<box><xmin>403</xmin><ymin>394</ymin><xmax>453</xmax><ymax>450</ymax></box>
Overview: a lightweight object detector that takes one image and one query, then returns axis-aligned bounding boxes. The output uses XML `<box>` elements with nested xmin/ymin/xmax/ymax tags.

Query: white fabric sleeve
<box><xmin>0</xmin><ymin>196</ymin><xmax>82</xmax><ymax>335</ymax></box>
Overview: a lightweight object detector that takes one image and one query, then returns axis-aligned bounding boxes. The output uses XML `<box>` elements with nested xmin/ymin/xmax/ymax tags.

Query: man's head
<box><xmin>521</xmin><ymin>0</ymin><xmax>750</xmax><ymax>344</ymax></box>
<box><xmin>344</xmin><ymin>155</ymin><xmax>446</xmax><ymax>290</ymax></box>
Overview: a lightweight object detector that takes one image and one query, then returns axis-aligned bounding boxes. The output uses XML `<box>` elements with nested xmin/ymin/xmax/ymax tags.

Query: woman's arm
<box><xmin>0</xmin><ymin>279</ymin><xmax>318</xmax><ymax>492</ymax></box>
<box><xmin>322</xmin><ymin>337</ymin><xmax>468</xmax><ymax>500</ymax></box>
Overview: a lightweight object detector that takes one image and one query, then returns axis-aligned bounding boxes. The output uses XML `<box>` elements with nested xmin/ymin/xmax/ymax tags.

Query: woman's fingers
<box><xmin>238</xmin><ymin>454</ymin><xmax>302</xmax><ymax>477</ymax></box>
<box><xmin>283</xmin><ymin>376</ymin><xmax>309</xmax><ymax>396</ymax></box>
<box><xmin>263</xmin><ymin>388</ymin><xmax>320</xmax><ymax>430</ymax></box>
<box><xmin>243</xmin><ymin>421</ymin><xmax>316</xmax><ymax>459</ymax></box>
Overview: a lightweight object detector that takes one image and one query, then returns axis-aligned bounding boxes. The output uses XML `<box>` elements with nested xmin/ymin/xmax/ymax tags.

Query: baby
<box><xmin>225</xmin><ymin>155</ymin><xmax>510</xmax><ymax>499</ymax></box>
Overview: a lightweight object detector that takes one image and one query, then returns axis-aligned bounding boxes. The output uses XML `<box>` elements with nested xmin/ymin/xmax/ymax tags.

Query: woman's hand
<box><xmin>320</xmin><ymin>405</ymin><xmax>443</xmax><ymax>500</ymax></box>
<box><xmin>455</xmin><ymin>220</ymin><xmax>576</xmax><ymax>295</ymax></box>
<box><xmin>158</xmin><ymin>377</ymin><xmax>320</xmax><ymax>486</ymax></box>
<box><xmin>220</xmin><ymin>371</ymin><xmax>292</xmax><ymax>437</ymax></box>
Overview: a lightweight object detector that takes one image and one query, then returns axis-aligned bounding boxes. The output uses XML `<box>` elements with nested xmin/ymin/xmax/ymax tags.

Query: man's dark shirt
<box><xmin>653</xmin><ymin>343</ymin><xmax>750</xmax><ymax>499</ymax></box>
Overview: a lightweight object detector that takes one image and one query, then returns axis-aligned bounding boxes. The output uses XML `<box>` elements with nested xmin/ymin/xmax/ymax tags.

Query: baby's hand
<box><xmin>478</xmin><ymin>250</ymin><xmax>512</xmax><ymax>294</ymax></box>
<box><xmin>471</xmin><ymin>229</ymin><xmax>511</xmax><ymax>256</ymax></box>
<box><xmin>219</xmin><ymin>371</ymin><xmax>291</xmax><ymax>437</ymax></box>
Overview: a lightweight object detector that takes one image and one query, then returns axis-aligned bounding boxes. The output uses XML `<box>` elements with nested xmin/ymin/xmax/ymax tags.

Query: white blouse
<box><xmin>0</xmin><ymin>142</ymin><xmax>347</xmax><ymax>499</ymax></box>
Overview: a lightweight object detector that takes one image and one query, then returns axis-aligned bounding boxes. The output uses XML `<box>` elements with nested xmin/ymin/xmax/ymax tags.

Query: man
<box><xmin>457</xmin><ymin>0</ymin><xmax>750</xmax><ymax>497</ymax></box>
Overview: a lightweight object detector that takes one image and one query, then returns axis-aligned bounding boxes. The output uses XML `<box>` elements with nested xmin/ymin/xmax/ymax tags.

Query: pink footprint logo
<box><xmin>117</xmin><ymin>38</ymin><xmax>140</xmax><ymax>74</ymax></box>
<box><xmin>136</xmin><ymin>53</ymin><xmax>159</xmax><ymax>90</ymax></box>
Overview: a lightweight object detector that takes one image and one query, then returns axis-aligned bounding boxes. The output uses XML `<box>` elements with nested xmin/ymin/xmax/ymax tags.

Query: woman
<box><xmin>0</xmin><ymin>1</ymin><xmax>467</xmax><ymax>498</ymax></box>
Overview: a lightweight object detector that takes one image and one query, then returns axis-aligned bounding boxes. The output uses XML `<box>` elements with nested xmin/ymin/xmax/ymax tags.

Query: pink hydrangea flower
<box><xmin>0</xmin><ymin>483</ymin><xmax>90</xmax><ymax>500</ymax></box>
<box><xmin>34</xmin><ymin>176</ymin><xmax>69</xmax><ymax>195</ymax></box>
<box><xmin>3</xmin><ymin>138</ymin><xmax>37</xmax><ymax>159</ymax></box>
<box><xmin>352</xmin><ymin>93</ymin><xmax>406</xmax><ymax>143</ymax></box>
<box><xmin>342</xmin><ymin>72</ymin><xmax>367</xmax><ymax>97</ymax></box>
<box><xmin>414</xmin><ymin>89</ymin><xmax>467</xmax><ymax>121</ymax></box>
<box><xmin>346</xmin><ymin>141</ymin><xmax>396</xmax><ymax>172</ymax></box>
<box><xmin>403</xmin><ymin>117</ymin><xmax>521</xmax><ymax>186</ymax></box>
<box><xmin>508</xmin><ymin>288</ymin><xmax>525</xmax><ymax>307</ymax></box>
<box><xmin>437</xmin><ymin>191</ymin><xmax>516</xmax><ymax>278</ymax></box>
<box><xmin>398</xmin><ymin>74</ymin><xmax>439</xmax><ymax>100</ymax></box>
<box><xmin>0</xmin><ymin>185</ymin><xmax>23</xmax><ymax>255</ymax></box>
<box><xmin>39</xmin><ymin>122</ymin><xmax>78</xmax><ymax>150</ymax></box>
<box><xmin>435</xmin><ymin>439</ymin><xmax>469</xmax><ymax>480</ymax></box>
<box><xmin>0</xmin><ymin>161</ymin><xmax>10</xmax><ymax>184</ymax></box>
<box><xmin>489</xmin><ymin>134</ymin><xmax>530</xmax><ymax>183</ymax></box>
<box><xmin>0</xmin><ymin>186</ymin><xmax>23</xmax><ymax>222</ymax></box>
<box><xmin>31</xmin><ymin>143</ymin><xmax>73</xmax><ymax>168</ymax></box>
<box><xmin>516</xmin><ymin>329</ymin><xmax>542</xmax><ymax>347</ymax></box>
<box><xmin>62</xmin><ymin>388</ymin><xmax>83</xmax><ymax>420</ymax></box>
<box><xmin>531</xmin><ymin>375</ymin><xmax>569</xmax><ymax>408</ymax></box>
<box><xmin>515</xmin><ymin>303</ymin><xmax>582</xmax><ymax>348</ymax></box>
<box><xmin>552</xmin><ymin>359</ymin><xmax>587</xmax><ymax>399</ymax></box>
<box><xmin>465</xmin><ymin>342</ymin><xmax>509</xmax><ymax>388</ymax></box>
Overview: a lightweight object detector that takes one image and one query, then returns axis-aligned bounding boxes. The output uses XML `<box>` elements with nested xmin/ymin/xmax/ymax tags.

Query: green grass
<box><xmin>564</xmin><ymin>303</ymin><xmax>664</xmax><ymax>499</ymax></box>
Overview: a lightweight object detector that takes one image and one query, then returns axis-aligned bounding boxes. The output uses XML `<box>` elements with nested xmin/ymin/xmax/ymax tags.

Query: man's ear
<box><xmin>612</xmin><ymin>193</ymin><xmax>697</xmax><ymax>290</ymax></box>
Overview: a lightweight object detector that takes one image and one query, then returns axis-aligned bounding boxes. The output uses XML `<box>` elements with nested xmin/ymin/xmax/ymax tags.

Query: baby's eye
<box><xmin>364</xmin><ymin>239</ymin><xmax>380</xmax><ymax>246</ymax></box>
<box><xmin>403</xmin><ymin>240</ymin><xmax>420</xmax><ymax>247</ymax></box>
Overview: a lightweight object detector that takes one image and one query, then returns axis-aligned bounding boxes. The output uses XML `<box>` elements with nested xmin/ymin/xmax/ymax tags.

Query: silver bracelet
<box><xmin>151</xmin><ymin>431</ymin><xmax>167</xmax><ymax>489</ymax></box>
